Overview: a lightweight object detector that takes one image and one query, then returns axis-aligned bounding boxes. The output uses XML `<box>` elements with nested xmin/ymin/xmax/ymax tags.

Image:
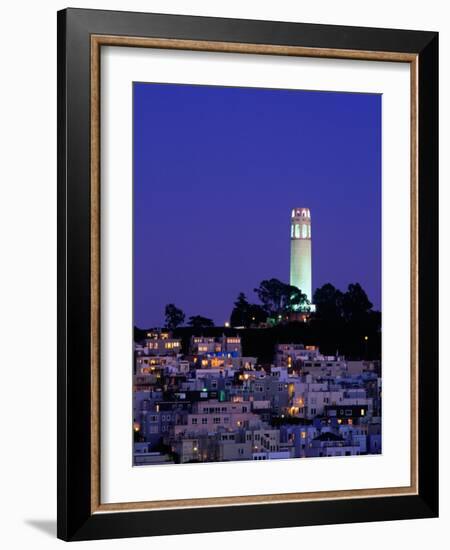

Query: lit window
<box><xmin>295</xmin><ymin>224</ymin><xmax>300</xmax><ymax>238</ymax></box>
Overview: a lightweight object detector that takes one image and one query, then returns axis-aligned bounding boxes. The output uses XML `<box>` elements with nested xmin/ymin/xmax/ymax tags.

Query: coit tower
<box><xmin>290</xmin><ymin>208</ymin><xmax>312</xmax><ymax>304</ymax></box>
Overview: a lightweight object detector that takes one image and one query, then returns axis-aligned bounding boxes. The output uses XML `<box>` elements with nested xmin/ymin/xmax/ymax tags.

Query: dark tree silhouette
<box><xmin>285</xmin><ymin>285</ymin><xmax>309</xmax><ymax>312</ymax></box>
<box><xmin>230</xmin><ymin>292</ymin><xmax>267</xmax><ymax>327</ymax></box>
<box><xmin>313</xmin><ymin>283</ymin><xmax>344</xmax><ymax>320</ymax></box>
<box><xmin>254</xmin><ymin>278</ymin><xmax>309</xmax><ymax>316</ymax></box>
<box><xmin>188</xmin><ymin>315</ymin><xmax>215</xmax><ymax>328</ymax></box>
<box><xmin>230</xmin><ymin>292</ymin><xmax>250</xmax><ymax>327</ymax></box>
<box><xmin>342</xmin><ymin>283</ymin><xmax>373</xmax><ymax>322</ymax></box>
<box><xmin>164</xmin><ymin>303</ymin><xmax>185</xmax><ymax>330</ymax></box>
<box><xmin>254</xmin><ymin>278</ymin><xmax>286</xmax><ymax>313</ymax></box>
<box><xmin>247</xmin><ymin>303</ymin><xmax>268</xmax><ymax>324</ymax></box>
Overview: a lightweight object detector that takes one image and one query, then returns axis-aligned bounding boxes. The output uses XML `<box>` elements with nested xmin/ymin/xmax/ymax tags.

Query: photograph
<box><xmin>132</xmin><ymin>82</ymin><xmax>383</xmax><ymax>466</ymax></box>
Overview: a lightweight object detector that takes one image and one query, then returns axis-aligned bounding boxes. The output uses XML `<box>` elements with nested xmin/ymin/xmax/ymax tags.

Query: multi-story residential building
<box><xmin>173</xmin><ymin>402</ymin><xmax>263</xmax><ymax>437</ymax></box>
<box><xmin>217</xmin><ymin>435</ymin><xmax>253</xmax><ymax>462</ymax></box>
<box><xmin>142</xmin><ymin>330</ymin><xmax>182</xmax><ymax>355</ymax></box>
<box><xmin>134</xmin><ymin>443</ymin><xmax>174</xmax><ymax>465</ymax></box>
<box><xmin>275</xmin><ymin>343</ymin><xmax>319</xmax><ymax>368</ymax></box>
<box><xmin>190</xmin><ymin>335</ymin><xmax>242</xmax><ymax>357</ymax></box>
<box><xmin>246</xmin><ymin>377</ymin><xmax>291</xmax><ymax>414</ymax></box>
<box><xmin>280</xmin><ymin>424</ymin><xmax>318</xmax><ymax>458</ymax></box>
<box><xmin>305</xmin><ymin>432</ymin><xmax>363</xmax><ymax>457</ymax></box>
<box><xmin>133</xmin><ymin>339</ymin><xmax>382</xmax><ymax>465</ymax></box>
<box><xmin>171</xmin><ymin>434</ymin><xmax>221</xmax><ymax>463</ymax></box>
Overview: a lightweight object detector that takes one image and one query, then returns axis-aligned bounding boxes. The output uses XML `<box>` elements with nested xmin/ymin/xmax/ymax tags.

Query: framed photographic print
<box><xmin>57</xmin><ymin>8</ymin><xmax>438</xmax><ymax>541</ymax></box>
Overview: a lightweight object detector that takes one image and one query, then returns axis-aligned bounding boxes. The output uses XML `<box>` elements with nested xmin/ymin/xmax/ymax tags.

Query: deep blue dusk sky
<box><xmin>133</xmin><ymin>83</ymin><xmax>381</xmax><ymax>328</ymax></box>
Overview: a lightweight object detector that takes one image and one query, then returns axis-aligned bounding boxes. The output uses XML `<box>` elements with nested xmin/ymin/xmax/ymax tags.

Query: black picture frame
<box><xmin>57</xmin><ymin>7</ymin><xmax>438</xmax><ymax>541</ymax></box>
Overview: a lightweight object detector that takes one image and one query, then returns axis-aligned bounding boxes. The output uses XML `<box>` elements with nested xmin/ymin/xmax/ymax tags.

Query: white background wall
<box><xmin>0</xmin><ymin>0</ymin><xmax>446</xmax><ymax>548</ymax></box>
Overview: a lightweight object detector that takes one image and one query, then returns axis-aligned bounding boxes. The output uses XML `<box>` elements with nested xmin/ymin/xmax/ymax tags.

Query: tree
<box><xmin>254</xmin><ymin>278</ymin><xmax>309</xmax><ymax>316</ymax></box>
<box><xmin>285</xmin><ymin>285</ymin><xmax>310</xmax><ymax>312</ymax></box>
<box><xmin>188</xmin><ymin>315</ymin><xmax>215</xmax><ymax>328</ymax></box>
<box><xmin>230</xmin><ymin>293</ymin><xmax>268</xmax><ymax>327</ymax></box>
<box><xmin>164</xmin><ymin>303</ymin><xmax>185</xmax><ymax>330</ymax></box>
<box><xmin>254</xmin><ymin>278</ymin><xmax>287</xmax><ymax>314</ymax></box>
<box><xmin>230</xmin><ymin>292</ymin><xmax>250</xmax><ymax>327</ymax></box>
<box><xmin>248</xmin><ymin>303</ymin><xmax>268</xmax><ymax>324</ymax></box>
<box><xmin>342</xmin><ymin>283</ymin><xmax>373</xmax><ymax>322</ymax></box>
<box><xmin>313</xmin><ymin>283</ymin><xmax>344</xmax><ymax>320</ymax></box>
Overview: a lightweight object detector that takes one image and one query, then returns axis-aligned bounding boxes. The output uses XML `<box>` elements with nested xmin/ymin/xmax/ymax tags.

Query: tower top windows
<box><xmin>292</xmin><ymin>207</ymin><xmax>311</xmax><ymax>220</ymax></box>
<box><xmin>291</xmin><ymin>208</ymin><xmax>311</xmax><ymax>223</ymax></box>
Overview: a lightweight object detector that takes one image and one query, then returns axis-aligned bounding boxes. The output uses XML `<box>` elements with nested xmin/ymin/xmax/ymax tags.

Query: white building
<box><xmin>290</xmin><ymin>207</ymin><xmax>312</xmax><ymax>304</ymax></box>
<box><xmin>142</xmin><ymin>331</ymin><xmax>182</xmax><ymax>355</ymax></box>
<box><xmin>190</xmin><ymin>335</ymin><xmax>242</xmax><ymax>357</ymax></box>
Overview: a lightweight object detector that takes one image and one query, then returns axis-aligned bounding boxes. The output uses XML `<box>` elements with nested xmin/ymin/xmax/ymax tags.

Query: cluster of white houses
<box><xmin>133</xmin><ymin>331</ymin><xmax>381</xmax><ymax>465</ymax></box>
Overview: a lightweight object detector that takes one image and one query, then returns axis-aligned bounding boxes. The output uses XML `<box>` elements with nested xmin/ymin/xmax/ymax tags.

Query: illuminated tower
<box><xmin>290</xmin><ymin>208</ymin><xmax>312</xmax><ymax>305</ymax></box>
